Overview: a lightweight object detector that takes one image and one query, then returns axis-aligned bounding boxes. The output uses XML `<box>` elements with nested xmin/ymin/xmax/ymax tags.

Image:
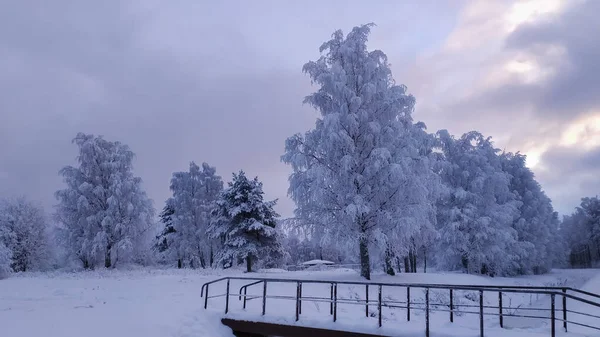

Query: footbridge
<box><xmin>201</xmin><ymin>276</ymin><xmax>600</xmax><ymax>337</ymax></box>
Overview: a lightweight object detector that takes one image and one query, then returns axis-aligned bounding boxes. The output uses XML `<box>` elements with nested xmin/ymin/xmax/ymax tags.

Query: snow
<box><xmin>301</xmin><ymin>259</ymin><xmax>335</xmax><ymax>265</ymax></box>
<box><xmin>1</xmin><ymin>268</ymin><xmax>599</xmax><ymax>337</ymax></box>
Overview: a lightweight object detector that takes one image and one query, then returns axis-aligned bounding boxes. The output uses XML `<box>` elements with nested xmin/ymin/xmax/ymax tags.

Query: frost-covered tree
<box><xmin>500</xmin><ymin>152</ymin><xmax>563</xmax><ymax>274</ymax></box>
<box><xmin>0</xmin><ymin>234</ymin><xmax>13</xmax><ymax>279</ymax></box>
<box><xmin>435</xmin><ymin>130</ymin><xmax>521</xmax><ymax>276</ymax></box>
<box><xmin>282</xmin><ymin>24</ymin><xmax>437</xmax><ymax>279</ymax></box>
<box><xmin>208</xmin><ymin>171</ymin><xmax>284</xmax><ymax>272</ymax></box>
<box><xmin>0</xmin><ymin>197</ymin><xmax>52</xmax><ymax>272</ymax></box>
<box><xmin>162</xmin><ymin>162</ymin><xmax>223</xmax><ymax>269</ymax></box>
<box><xmin>279</xmin><ymin>217</ymin><xmax>350</xmax><ymax>265</ymax></box>
<box><xmin>562</xmin><ymin>196</ymin><xmax>600</xmax><ymax>267</ymax></box>
<box><xmin>54</xmin><ymin>133</ymin><xmax>155</xmax><ymax>269</ymax></box>
<box><xmin>154</xmin><ymin>202</ymin><xmax>176</xmax><ymax>264</ymax></box>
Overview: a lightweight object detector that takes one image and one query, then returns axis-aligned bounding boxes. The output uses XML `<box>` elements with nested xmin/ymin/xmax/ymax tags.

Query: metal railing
<box><xmin>201</xmin><ymin>276</ymin><xmax>600</xmax><ymax>337</ymax></box>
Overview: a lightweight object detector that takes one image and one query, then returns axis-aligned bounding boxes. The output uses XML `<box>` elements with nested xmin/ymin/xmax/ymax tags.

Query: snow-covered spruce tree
<box><xmin>154</xmin><ymin>201</ymin><xmax>176</xmax><ymax>264</ymax></box>
<box><xmin>282</xmin><ymin>24</ymin><xmax>437</xmax><ymax>279</ymax></box>
<box><xmin>208</xmin><ymin>171</ymin><xmax>284</xmax><ymax>272</ymax></box>
<box><xmin>0</xmin><ymin>197</ymin><xmax>52</xmax><ymax>272</ymax></box>
<box><xmin>54</xmin><ymin>133</ymin><xmax>155</xmax><ymax>269</ymax></box>
<box><xmin>435</xmin><ymin>130</ymin><xmax>521</xmax><ymax>276</ymax></box>
<box><xmin>162</xmin><ymin>162</ymin><xmax>223</xmax><ymax>269</ymax></box>
<box><xmin>500</xmin><ymin>152</ymin><xmax>563</xmax><ymax>274</ymax></box>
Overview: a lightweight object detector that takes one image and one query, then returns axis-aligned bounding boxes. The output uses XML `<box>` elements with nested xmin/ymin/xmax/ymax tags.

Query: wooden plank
<box><xmin>221</xmin><ymin>318</ymin><xmax>390</xmax><ymax>337</ymax></box>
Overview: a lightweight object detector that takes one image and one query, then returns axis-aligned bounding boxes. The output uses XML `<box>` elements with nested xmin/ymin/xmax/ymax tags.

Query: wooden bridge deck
<box><xmin>222</xmin><ymin>318</ymin><xmax>389</xmax><ymax>337</ymax></box>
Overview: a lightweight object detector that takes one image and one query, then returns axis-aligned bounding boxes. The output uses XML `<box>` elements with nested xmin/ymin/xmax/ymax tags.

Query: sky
<box><xmin>0</xmin><ymin>0</ymin><xmax>598</xmax><ymax>218</ymax></box>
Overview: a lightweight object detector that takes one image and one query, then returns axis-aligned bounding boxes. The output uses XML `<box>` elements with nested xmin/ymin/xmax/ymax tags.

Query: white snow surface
<box><xmin>301</xmin><ymin>259</ymin><xmax>335</xmax><ymax>265</ymax></box>
<box><xmin>1</xmin><ymin>267</ymin><xmax>599</xmax><ymax>337</ymax></box>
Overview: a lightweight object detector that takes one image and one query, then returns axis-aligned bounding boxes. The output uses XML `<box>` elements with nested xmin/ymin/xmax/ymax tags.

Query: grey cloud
<box><xmin>536</xmin><ymin>146</ymin><xmax>600</xmax><ymax>214</ymax></box>
<box><xmin>0</xmin><ymin>1</ymin><xmax>461</xmax><ymax>218</ymax></box>
<box><xmin>442</xmin><ymin>1</ymin><xmax>600</xmax><ymax>129</ymax></box>
<box><xmin>505</xmin><ymin>1</ymin><xmax>600</xmax><ymax>119</ymax></box>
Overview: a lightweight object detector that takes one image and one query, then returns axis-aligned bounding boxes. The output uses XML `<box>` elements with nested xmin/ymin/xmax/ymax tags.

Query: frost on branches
<box><xmin>500</xmin><ymin>152</ymin><xmax>563</xmax><ymax>274</ymax></box>
<box><xmin>156</xmin><ymin>162</ymin><xmax>223</xmax><ymax>269</ymax></box>
<box><xmin>435</xmin><ymin>131</ymin><xmax>521</xmax><ymax>276</ymax></box>
<box><xmin>0</xmin><ymin>238</ymin><xmax>12</xmax><ymax>279</ymax></box>
<box><xmin>282</xmin><ymin>24</ymin><xmax>438</xmax><ymax>279</ymax></box>
<box><xmin>562</xmin><ymin>196</ymin><xmax>600</xmax><ymax>268</ymax></box>
<box><xmin>54</xmin><ymin>133</ymin><xmax>155</xmax><ymax>269</ymax></box>
<box><xmin>0</xmin><ymin>197</ymin><xmax>52</xmax><ymax>272</ymax></box>
<box><xmin>208</xmin><ymin>171</ymin><xmax>284</xmax><ymax>272</ymax></box>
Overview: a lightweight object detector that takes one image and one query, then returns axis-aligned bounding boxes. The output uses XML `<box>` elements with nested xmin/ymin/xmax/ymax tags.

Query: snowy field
<box><xmin>1</xmin><ymin>267</ymin><xmax>599</xmax><ymax>337</ymax></box>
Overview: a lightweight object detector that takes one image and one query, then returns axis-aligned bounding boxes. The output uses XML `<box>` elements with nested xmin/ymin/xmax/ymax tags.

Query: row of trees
<box><xmin>0</xmin><ymin>23</ymin><xmax>596</xmax><ymax>278</ymax></box>
<box><xmin>154</xmin><ymin>163</ymin><xmax>285</xmax><ymax>272</ymax></box>
<box><xmin>281</xmin><ymin>24</ymin><xmax>566</xmax><ymax>279</ymax></box>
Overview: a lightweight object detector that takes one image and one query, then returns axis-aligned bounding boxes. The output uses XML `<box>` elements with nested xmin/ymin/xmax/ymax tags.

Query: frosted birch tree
<box><xmin>435</xmin><ymin>130</ymin><xmax>521</xmax><ymax>276</ymax></box>
<box><xmin>500</xmin><ymin>152</ymin><xmax>563</xmax><ymax>274</ymax></box>
<box><xmin>163</xmin><ymin>162</ymin><xmax>223</xmax><ymax>268</ymax></box>
<box><xmin>54</xmin><ymin>133</ymin><xmax>155</xmax><ymax>269</ymax></box>
<box><xmin>282</xmin><ymin>24</ymin><xmax>437</xmax><ymax>279</ymax></box>
<box><xmin>0</xmin><ymin>232</ymin><xmax>12</xmax><ymax>279</ymax></box>
<box><xmin>0</xmin><ymin>197</ymin><xmax>51</xmax><ymax>271</ymax></box>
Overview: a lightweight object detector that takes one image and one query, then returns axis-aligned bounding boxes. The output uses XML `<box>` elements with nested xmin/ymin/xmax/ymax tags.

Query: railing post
<box><xmin>299</xmin><ymin>282</ymin><xmax>302</xmax><ymax>315</ymax></box>
<box><xmin>295</xmin><ymin>281</ymin><xmax>300</xmax><ymax>321</ymax></box>
<box><xmin>551</xmin><ymin>294</ymin><xmax>556</xmax><ymax>337</ymax></box>
<box><xmin>330</xmin><ymin>283</ymin><xmax>334</xmax><ymax>315</ymax></box>
<box><xmin>378</xmin><ymin>285</ymin><xmax>382</xmax><ymax>327</ymax></box>
<box><xmin>365</xmin><ymin>284</ymin><xmax>369</xmax><ymax>317</ymax></box>
<box><xmin>425</xmin><ymin>288</ymin><xmax>430</xmax><ymax>337</ymax></box>
<box><xmin>262</xmin><ymin>280</ymin><xmax>267</xmax><ymax>315</ymax></box>
<box><xmin>562</xmin><ymin>288</ymin><xmax>567</xmax><ymax>332</ymax></box>
<box><xmin>450</xmin><ymin>288</ymin><xmax>454</xmax><ymax>323</ymax></box>
<box><xmin>204</xmin><ymin>284</ymin><xmax>209</xmax><ymax>309</ymax></box>
<box><xmin>407</xmin><ymin>286</ymin><xmax>411</xmax><ymax>322</ymax></box>
<box><xmin>225</xmin><ymin>279</ymin><xmax>230</xmax><ymax>314</ymax></box>
<box><xmin>333</xmin><ymin>283</ymin><xmax>338</xmax><ymax>322</ymax></box>
<box><xmin>243</xmin><ymin>287</ymin><xmax>247</xmax><ymax>309</ymax></box>
<box><xmin>479</xmin><ymin>290</ymin><xmax>484</xmax><ymax>337</ymax></box>
<box><xmin>498</xmin><ymin>291</ymin><xmax>503</xmax><ymax>328</ymax></box>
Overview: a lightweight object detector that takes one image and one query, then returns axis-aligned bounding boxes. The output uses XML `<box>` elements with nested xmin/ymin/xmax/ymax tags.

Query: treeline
<box><xmin>280</xmin><ymin>24</ymin><xmax>571</xmax><ymax>279</ymax></box>
<box><xmin>0</xmin><ymin>23</ymin><xmax>597</xmax><ymax>279</ymax></box>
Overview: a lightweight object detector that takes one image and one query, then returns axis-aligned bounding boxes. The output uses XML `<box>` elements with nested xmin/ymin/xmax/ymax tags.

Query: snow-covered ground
<box><xmin>1</xmin><ymin>267</ymin><xmax>599</xmax><ymax>337</ymax></box>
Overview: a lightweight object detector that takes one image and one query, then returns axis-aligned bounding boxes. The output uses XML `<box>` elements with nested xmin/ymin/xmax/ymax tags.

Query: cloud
<box><xmin>397</xmin><ymin>0</ymin><xmax>600</xmax><ymax>214</ymax></box>
<box><xmin>0</xmin><ymin>0</ymin><xmax>461</xmax><ymax>218</ymax></box>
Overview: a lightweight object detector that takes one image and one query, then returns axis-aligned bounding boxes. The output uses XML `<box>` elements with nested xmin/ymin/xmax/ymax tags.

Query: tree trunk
<box><xmin>396</xmin><ymin>256</ymin><xmax>402</xmax><ymax>273</ymax></box>
<box><xmin>411</xmin><ymin>250</ymin><xmax>417</xmax><ymax>273</ymax></box>
<box><xmin>105</xmin><ymin>244</ymin><xmax>112</xmax><ymax>268</ymax></box>
<box><xmin>210</xmin><ymin>246</ymin><xmax>214</xmax><ymax>267</ymax></box>
<box><xmin>246</xmin><ymin>256</ymin><xmax>252</xmax><ymax>273</ymax></box>
<box><xmin>177</xmin><ymin>258</ymin><xmax>182</xmax><ymax>269</ymax></box>
<box><xmin>359</xmin><ymin>236</ymin><xmax>371</xmax><ymax>280</ymax></box>
<box><xmin>423</xmin><ymin>249</ymin><xmax>427</xmax><ymax>273</ymax></box>
<box><xmin>384</xmin><ymin>246</ymin><xmax>395</xmax><ymax>276</ymax></box>
<box><xmin>200</xmin><ymin>253</ymin><xmax>206</xmax><ymax>269</ymax></box>
<box><xmin>404</xmin><ymin>256</ymin><xmax>410</xmax><ymax>273</ymax></box>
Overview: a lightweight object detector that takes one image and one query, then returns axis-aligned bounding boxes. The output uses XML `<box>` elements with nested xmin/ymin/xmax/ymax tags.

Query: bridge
<box><xmin>201</xmin><ymin>276</ymin><xmax>600</xmax><ymax>337</ymax></box>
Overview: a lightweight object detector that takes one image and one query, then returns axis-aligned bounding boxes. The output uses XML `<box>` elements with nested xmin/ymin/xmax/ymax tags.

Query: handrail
<box><xmin>239</xmin><ymin>280</ymin><xmax>264</xmax><ymax>300</ymax></box>
<box><xmin>202</xmin><ymin>276</ymin><xmax>600</xmax><ymax>302</ymax></box>
<box><xmin>200</xmin><ymin>277</ymin><xmax>228</xmax><ymax>298</ymax></box>
<box><xmin>201</xmin><ymin>276</ymin><xmax>600</xmax><ymax>337</ymax></box>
